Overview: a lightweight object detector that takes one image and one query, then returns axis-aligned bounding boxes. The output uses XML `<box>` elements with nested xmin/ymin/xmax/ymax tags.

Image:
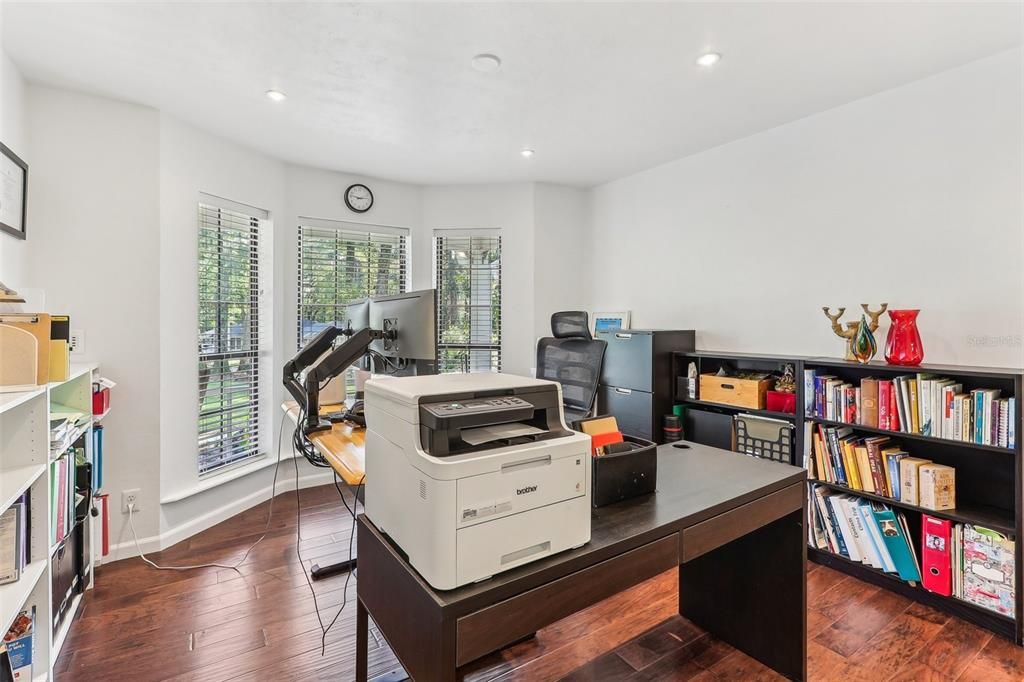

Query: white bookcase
<box><xmin>0</xmin><ymin>363</ymin><xmax>104</xmax><ymax>681</ymax></box>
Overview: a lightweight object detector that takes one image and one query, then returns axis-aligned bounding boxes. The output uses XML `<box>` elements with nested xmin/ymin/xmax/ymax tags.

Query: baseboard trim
<box><xmin>104</xmin><ymin>468</ymin><xmax>336</xmax><ymax>563</ymax></box>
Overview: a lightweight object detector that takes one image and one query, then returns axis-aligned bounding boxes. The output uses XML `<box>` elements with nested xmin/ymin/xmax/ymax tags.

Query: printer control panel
<box><xmin>421</xmin><ymin>396</ymin><xmax>533</xmax><ymax>418</ymax></box>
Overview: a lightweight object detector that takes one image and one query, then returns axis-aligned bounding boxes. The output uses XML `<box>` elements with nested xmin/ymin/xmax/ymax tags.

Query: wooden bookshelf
<box><xmin>804</xmin><ymin>357</ymin><xmax>1022</xmax><ymax>644</ymax></box>
<box><xmin>674</xmin><ymin>351</ymin><xmax>1024</xmax><ymax>645</ymax></box>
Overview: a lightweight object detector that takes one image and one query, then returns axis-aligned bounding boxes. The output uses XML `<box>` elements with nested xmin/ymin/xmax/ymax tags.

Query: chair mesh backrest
<box><xmin>537</xmin><ymin>312</ymin><xmax>606</xmax><ymax>412</ymax></box>
<box><xmin>550</xmin><ymin>311</ymin><xmax>592</xmax><ymax>341</ymax></box>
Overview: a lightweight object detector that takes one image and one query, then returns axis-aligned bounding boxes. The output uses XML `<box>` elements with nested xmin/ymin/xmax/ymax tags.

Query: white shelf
<box><xmin>0</xmin><ymin>463</ymin><xmax>46</xmax><ymax>514</ymax></box>
<box><xmin>0</xmin><ymin>559</ymin><xmax>47</xmax><ymax>635</ymax></box>
<box><xmin>0</xmin><ymin>387</ymin><xmax>46</xmax><ymax>416</ymax></box>
<box><xmin>93</xmin><ymin>408</ymin><xmax>110</xmax><ymax>423</ymax></box>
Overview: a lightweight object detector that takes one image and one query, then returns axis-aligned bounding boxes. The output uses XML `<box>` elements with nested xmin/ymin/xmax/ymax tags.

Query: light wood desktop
<box><xmin>282</xmin><ymin>401</ymin><xmax>366</xmax><ymax>485</ymax></box>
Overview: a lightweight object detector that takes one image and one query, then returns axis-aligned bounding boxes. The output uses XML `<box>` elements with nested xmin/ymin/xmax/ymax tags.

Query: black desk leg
<box><xmin>679</xmin><ymin>509</ymin><xmax>807</xmax><ymax>681</ymax></box>
<box><xmin>357</xmin><ymin>599</ymin><xmax>369</xmax><ymax>682</ymax></box>
<box><xmin>311</xmin><ymin>557</ymin><xmax>356</xmax><ymax>581</ymax></box>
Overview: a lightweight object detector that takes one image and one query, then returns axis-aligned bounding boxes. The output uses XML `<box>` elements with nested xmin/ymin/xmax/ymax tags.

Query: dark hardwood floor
<box><xmin>56</xmin><ymin>484</ymin><xmax>1024</xmax><ymax>681</ymax></box>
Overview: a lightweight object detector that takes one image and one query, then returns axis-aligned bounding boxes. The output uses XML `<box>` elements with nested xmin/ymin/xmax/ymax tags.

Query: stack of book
<box><xmin>807</xmin><ymin>425</ymin><xmax>955</xmax><ymax>509</ymax></box>
<box><xmin>808</xmin><ymin>371</ymin><xmax>1015</xmax><ymax>448</ymax></box>
<box><xmin>808</xmin><ymin>483</ymin><xmax>922</xmax><ymax>584</ymax></box>
<box><xmin>0</xmin><ymin>493</ymin><xmax>29</xmax><ymax>586</ymax></box>
<box><xmin>922</xmin><ymin>515</ymin><xmax>1015</xmax><ymax>618</ymax></box>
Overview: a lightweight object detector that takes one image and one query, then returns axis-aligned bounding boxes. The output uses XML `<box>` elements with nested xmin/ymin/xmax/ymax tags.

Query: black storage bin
<box><xmin>684</xmin><ymin>408</ymin><xmax>734</xmax><ymax>451</ymax></box>
<box><xmin>592</xmin><ymin>435</ymin><xmax>657</xmax><ymax>507</ymax></box>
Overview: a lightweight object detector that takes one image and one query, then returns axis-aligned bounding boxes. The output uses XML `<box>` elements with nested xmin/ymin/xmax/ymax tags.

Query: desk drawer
<box><xmin>456</xmin><ymin>533</ymin><xmax>679</xmax><ymax>666</ymax></box>
<box><xmin>681</xmin><ymin>482</ymin><xmax>803</xmax><ymax>562</ymax></box>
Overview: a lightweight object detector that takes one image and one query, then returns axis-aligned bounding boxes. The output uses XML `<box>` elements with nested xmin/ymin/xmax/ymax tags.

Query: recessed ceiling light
<box><xmin>471</xmin><ymin>54</ymin><xmax>502</xmax><ymax>73</ymax></box>
<box><xmin>696</xmin><ymin>52</ymin><xmax>721</xmax><ymax>67</ymax></box>
<box><xmin>265</xmin><ymin>90</ymin><xmax>287</xmax><ymax>102</ymax></box>
<box><xmin>521</xmin><ymin>148</ymin><xmax>535</xmax><ymax>158</ymax></box>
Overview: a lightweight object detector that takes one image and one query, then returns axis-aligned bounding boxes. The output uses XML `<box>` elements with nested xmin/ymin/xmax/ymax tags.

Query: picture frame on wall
<box><xmin>0</xmin><ymin>141</ymin><xmax>27</xmax><ymax>240</ymax></box>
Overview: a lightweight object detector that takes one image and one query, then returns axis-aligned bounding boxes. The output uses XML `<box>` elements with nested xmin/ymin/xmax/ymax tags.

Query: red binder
<box><xmin>921</xmin><ymin>514</ymin><xmax>952</xmax><ymax>596</ymax></box>
<box><xmin>95</xmin><ymin>493</ymin><xmax>110</xmax><ymax>556</ymax></box>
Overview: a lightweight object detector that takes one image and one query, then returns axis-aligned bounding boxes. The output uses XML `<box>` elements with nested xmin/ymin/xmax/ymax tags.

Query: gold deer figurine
<box><xmin>822</xmin><ymin>304</ymin><xmax>888</xmax><ymax>361</ymax></box>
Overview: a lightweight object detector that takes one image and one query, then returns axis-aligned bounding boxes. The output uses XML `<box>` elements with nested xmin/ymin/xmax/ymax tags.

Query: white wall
<box><xmin>282</xmin><ymin>164</ymin><xmax>422</xmax><ymax>359</ymax></box>
<box><xmin>533</xmin><ymin>184</ymin><xmax>588</xmax><ymax>344</ymax></box>
<box><xmin>0</xmin><ymin>47</ymin><xmax>28</xmax><ymax>286</ymax></box>
<box><xmin>26</xmin><ymin>85</ymin><xmax>163</xmax><ymax>548</ymax></box>
<box><xmin>587</xmin><ymin>48</ymin><xmax>1024</xmax><ymax>367</ymax></box>
<box><xmin>421</xmin><ymin>184</ymin><xmax>537</xmax><ymax>376</ymax></box>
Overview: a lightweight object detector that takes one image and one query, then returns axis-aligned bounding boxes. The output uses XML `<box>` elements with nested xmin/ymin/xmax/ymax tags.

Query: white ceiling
<box><xmin>3</xmin><ymin>2</ymin><xmax>1021</xmax><ymax>187</ymax></box>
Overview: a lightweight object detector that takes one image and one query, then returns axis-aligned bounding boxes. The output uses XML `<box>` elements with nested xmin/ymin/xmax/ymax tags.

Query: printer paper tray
<box><xmin>455</xmin><ymin>494</ymin><xmax>591</xmax><ymax>587</ymax></box>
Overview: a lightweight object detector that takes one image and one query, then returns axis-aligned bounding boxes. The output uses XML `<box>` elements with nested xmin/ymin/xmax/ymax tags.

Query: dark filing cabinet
<box><xmin>596</xmin><ymin>329</ymin><xmax>695</xmax><ymax>442</ymax></box>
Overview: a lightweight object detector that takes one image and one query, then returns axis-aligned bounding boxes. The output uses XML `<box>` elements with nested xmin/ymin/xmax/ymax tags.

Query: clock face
<box><xmin>345</xmin><ymin>184</ymin><xmax>373</xmax><ymax>213</ymax></box>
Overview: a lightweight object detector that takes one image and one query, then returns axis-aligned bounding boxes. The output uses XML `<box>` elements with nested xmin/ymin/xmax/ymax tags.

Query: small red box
<box><xmin>92</xmin><ymin>387</ymin><xmax>110</xmax><ymax>416</ymax></box>
<box><xmin>766</xmin><ymin>390</ymin><xmax>796</xmax><ymax>414</ymax></box>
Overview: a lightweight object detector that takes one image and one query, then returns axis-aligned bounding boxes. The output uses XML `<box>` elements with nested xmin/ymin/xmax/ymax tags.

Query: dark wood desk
<box><xmin>356</xmin><ymin>441</ymin><xmax>808</xmax><ymax>681</ymax></box>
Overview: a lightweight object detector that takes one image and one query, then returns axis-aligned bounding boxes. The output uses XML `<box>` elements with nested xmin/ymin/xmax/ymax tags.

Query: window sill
<box><xmin>160</xmin><ymin>451</ymin><xmax>297</xmax><ymax>504</ymax></box>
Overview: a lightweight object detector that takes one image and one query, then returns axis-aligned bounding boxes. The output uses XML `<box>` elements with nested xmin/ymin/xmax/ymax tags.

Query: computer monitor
<box><xmin>344</xmin><ymin>298</ymin><xmax>370</xmax><ymax>333</ymax></box>
<box><xmin>369</xmin><ymin>289</ymin><xmax>437</xmax><ymax>362</ymax></box>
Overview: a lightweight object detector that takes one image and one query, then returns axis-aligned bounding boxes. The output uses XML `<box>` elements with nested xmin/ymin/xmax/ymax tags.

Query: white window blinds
<box><xmin>297</xmin><ymin>222</ymin><xmax>408</xmax><ymax>347</ymax></box>
<box><xmin>197</xmin><ymin>201</ymin><xmax>263</xmax><ymax>475</ymax></box>
<box><xmin>434</xmin><ymin>231</ymin><xmax>502</xmax><ymax>373</ymax></box>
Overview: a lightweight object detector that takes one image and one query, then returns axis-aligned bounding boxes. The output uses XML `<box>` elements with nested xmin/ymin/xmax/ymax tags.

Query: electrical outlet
<box><xmin>69</xmin><ymin>329</ymin><xmax>85</xmax><ymax>354</ymax></box>
<box><xmin>122</xmin><ymin>489</ymin><xmax>141</xmax><ymax>514</ymax></box>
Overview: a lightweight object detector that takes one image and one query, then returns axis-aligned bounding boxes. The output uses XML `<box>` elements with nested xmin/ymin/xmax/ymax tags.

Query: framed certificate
<box><xmin>0</xmin><ymin>142</ymin><xmax>27</xmax><ymax>240</ymax></box>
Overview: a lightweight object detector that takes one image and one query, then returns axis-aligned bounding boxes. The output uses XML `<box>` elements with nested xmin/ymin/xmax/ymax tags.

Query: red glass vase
<box><xmin>885</xmin><ymin>309</ymin><xmax>924</xmax><ymax>366</ymax></box>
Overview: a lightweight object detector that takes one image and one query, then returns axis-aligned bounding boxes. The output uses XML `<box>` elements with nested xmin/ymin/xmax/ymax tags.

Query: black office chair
<box><xmin>537</xmin><ymin>311</ymin><xmax>607</xmax><ymax>427</ymax></box>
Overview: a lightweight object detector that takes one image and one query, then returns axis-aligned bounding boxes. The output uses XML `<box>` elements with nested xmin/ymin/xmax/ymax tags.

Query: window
<box><xmin>197</xmin><ymin>200</ymin><xmax>263</xmax><ymax>475</ymax></box>
<box><xmin>297</xmin><ymin>221</ymin><xmax>409</xmax><ymax>347</ymax></box>
<box><xmin>434</xmin><ymin>231</ymin><xmax>502</xmax><ymax>373</ymax></box>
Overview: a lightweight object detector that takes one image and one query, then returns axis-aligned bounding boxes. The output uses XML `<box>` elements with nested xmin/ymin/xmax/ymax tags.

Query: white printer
<box><xmin>364</xmin><ymin>373</ymin><xmax>592</xmax><ymax>590</ymax></box>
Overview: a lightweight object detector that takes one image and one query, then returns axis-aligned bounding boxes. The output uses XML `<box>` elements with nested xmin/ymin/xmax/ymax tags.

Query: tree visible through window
<box><xmin>297</xmin><ymin>224</ymin><xmax>408</xmax><ymax>347</ymax></box>
<box><xmin>197</xmin><ymin>201</ymin><xmax>262</xmax><ymax>475</ymax></box>
<box><xmin>434</xmin><ymin>232</ymin><xmax>502</xmax><ymax>373</ymax></box>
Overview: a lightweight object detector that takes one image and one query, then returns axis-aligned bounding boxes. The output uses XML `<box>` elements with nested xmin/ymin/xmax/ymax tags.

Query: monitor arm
<box><xmin>283</xmin><ymin>326</ymin><xmax>386</xmax><ymax>435</ymax></box>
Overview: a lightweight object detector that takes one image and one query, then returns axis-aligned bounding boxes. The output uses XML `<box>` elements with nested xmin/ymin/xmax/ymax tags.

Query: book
<box><xmin>804</xmin><ymin>370</ymin><xmax>816</xmax><ymax>415</ymax></box>
<box><xmin>919</xmin><ymin>463</ymin><xmax>956</xmax><ymax>511</ymax></box>
<box><xmin>882</xmin><ymin>448</ymin><xmax>907</xmax><ymax>501</ymax></box>
<box><xmin>998</xmin><ymin>399</ymin><xmax>1010</xmax><ymax>448</ymax></box>
<box><xmin>831</xmin><ymin>496</ymin><xmax>863</xmax><ymax>562</ymax></box>
<box><xmin>861</xmin><ymin>378</ymin><xmax>879</xmax><ymax>428</ymax></box>
<box><xmin>0</xmin><ymin>505</ymin><xmax>21</xmax><ymax>585</ymax></box>
<box><xmin>918</xmin><ymin>375</ymin><xmax>932</xmax><ymax>436</ymax></box>
<box><xmin>960</xmin><ymin>525</ymin><xmax>1015</xmax><ymax>617</ymax></box>
<box><xmin>908</xmin><ymin>379</ymin><xmax>920</xmax><ymax>434</ymax></box>
<box><xmin>822</xmin><ymin>492</ymin><xmax>850</xmax><ymax>558</ymax></box>
<box><xmin>1010</xmin><ymin>398</ymin><xmax>1016</xmax><ymax>448</ymax></box>
<box><xmin>841</xmin><ymin>438</ymin><xmax>861</xmax><ymax>490</ymax></box>
<box><xmin>871</xmin><ymin>505</ymin><xmax>922</xmax><ymax>583</ymax></box>
<box><xmin>854</xmin><ymin>444</ymin><xmax>873</xmax><ymax>494</ymax></box>
<box><xmin>897</xmin><ymin>457</ymin><xmax>931</xmax><ymax>506</ymax></box>
<box><xmin>878</xmin><ymin>380</ymin><xmax>892</xmax><ymax>431</ymax></box>
<box><xmin>812</xmin><ymin>486</ymin><xmax>841</xmax><ymax>554</ymax></box>
<box><xmin>863</xmin><ymin>437</ymin><xmax>890</xmax><ymax>496</ymax></box>
<box><xmin>895</xmin><ymin>377</ymin><xmax>910</xmax><ymax>433</ymax></box>
<box><xmin>859</xmin><ymin>501</ymin><xmax>896</xmax><ymax>573</ymax></box>
<box><xmin>889</xmin><ymin>381</ymin><xmax>901</xmax><ymax>432</ymax></box>
<box><xmin>2</xmin><ymin>610</ymin><xmax>33</xmax><ymax>682</ymax></box>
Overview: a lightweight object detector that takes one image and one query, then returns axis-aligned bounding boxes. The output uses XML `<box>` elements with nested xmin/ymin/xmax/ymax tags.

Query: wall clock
<box><xmin>345</xmin><ymin>183</ymin><xmax>373</xmax><ymax>213</ymax></box>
